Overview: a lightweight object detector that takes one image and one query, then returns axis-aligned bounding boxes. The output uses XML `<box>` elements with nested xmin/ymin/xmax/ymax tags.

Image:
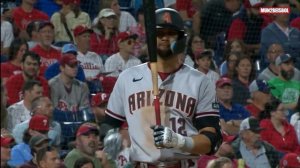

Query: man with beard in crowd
<box><xmin>268</xmin><ymin>54</ymin><xmax>300</xmax><ymax>108</ymax></box>
<box><xmin>231</xmin><ymin>117</ymin><xmax>279</xmax><ymax>168</ymax></box>
<box><xmin>64</xmin><ymin>122</ymin><xmax>115</xmax><ymax>168</ymax></box>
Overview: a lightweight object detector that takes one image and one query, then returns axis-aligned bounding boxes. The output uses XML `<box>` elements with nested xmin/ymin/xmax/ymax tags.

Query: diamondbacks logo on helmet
<box><xmin>162</xmin><ymin>12</ymin><xmax>172</xmax><ymax>24</ymax></box>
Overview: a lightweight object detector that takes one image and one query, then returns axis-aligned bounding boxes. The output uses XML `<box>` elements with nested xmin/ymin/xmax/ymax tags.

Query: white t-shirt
<box><xmin>77</xmin><ymin>51</ymin><xmax>104</xmax><ymax>79</ymax></box>
<box><xmin>119</xmin><ymin>11</ymin><xmax>137</xmax><ymax>32</ymax></box>
<box><xmin>1</xmin><ymin>20</ymin><xmax>14</xmax><ymax>48</ymax></box>
<box><xmin>7</xmin><ymin>100</ymin><xmax>31</xmax><ymax>131</ymax></box>
<box><xmin>105</xmin><ymin>52</ymin><xmax>142</xmax><ymax>77</ymax></box>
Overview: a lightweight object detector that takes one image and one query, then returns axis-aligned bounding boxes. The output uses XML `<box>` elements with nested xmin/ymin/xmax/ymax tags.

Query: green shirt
<box><xmin>64</xmin><ymin>149</ymin><xmax>103</xmax><ymax>168</ymax></box>
<box><xmin>268</xmin><ymin>78</ymin><xmax>300</xmax><ymax>104</ymax></box>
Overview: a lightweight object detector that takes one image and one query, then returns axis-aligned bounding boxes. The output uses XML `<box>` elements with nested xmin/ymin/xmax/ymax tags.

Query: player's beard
<box><xmin>157</xmin><ymin>47</ymin><xmax>173</xmax><ymax>60</ymax></box>
<box><xmin>281</xmin><ymin>69</ymin><xmax>294</xmax><ymax>80</ymax></box>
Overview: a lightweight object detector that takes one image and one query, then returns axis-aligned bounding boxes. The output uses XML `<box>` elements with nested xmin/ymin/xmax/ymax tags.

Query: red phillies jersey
<box><xmin>0</xmin><ymin>62</ymin><xmax>22</xmax><ymax>78</ymax></box>
<box><xmin>12</xmin><ymin>7</ymin><xmax>49</xmax><ymax>31</ymax></box>
<box><xmin>5</xmin><ymin>74</ymin><xmax>50</xmax><ymax>105</ymax></box>
<box><xmin>176</xmin><ymin>0</ymin><xmax>196</xmax><ymax>18</ymax></box>
<box><xmin>31</xmin><ymin>44</ymin><xmax>61</xmax><ymax>76</ymax></box>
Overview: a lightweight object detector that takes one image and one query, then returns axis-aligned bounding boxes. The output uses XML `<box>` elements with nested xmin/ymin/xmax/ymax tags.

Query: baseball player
<box><xmin>102</xmin><ymin>8</ymin><xmax>222</xmax><ymax>167</ymax></box>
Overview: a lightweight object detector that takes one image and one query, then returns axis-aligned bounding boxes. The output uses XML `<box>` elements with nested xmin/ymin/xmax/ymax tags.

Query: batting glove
<box><xmin>150</xmin><ymin>125</ymin><xmax>186</xmax><ymax>149</ymax></box>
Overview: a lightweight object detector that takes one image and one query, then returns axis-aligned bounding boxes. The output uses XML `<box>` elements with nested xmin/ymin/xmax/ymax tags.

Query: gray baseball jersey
<box><xmin>49</xmin><ymin>75</ymin><xmax>90</xmax><ymax>112</ymax></box>
<box><xmin>106</xmin><ymin>63</ymin><xmax>219</xmax><ymax>162</ymax></box>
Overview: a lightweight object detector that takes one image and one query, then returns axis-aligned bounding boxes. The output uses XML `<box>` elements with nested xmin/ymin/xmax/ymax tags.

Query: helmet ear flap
<box><xmin>171</xmin><ymin>33</ymin><xmax>187</xmax><ymax>55</ymax></box>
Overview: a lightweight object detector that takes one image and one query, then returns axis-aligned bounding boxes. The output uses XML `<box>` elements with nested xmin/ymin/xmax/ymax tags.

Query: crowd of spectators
<box><xmin>1</xmin><ymin>0</ymin><xmax>300</xmax><ymax>168</ymax></box>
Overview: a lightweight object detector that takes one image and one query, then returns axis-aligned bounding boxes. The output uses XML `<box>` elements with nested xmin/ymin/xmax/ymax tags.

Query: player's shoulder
<box><xmin>118</xmin><ymin>63</ymin><xmax>148</xmax><ymax>78</ymax></box>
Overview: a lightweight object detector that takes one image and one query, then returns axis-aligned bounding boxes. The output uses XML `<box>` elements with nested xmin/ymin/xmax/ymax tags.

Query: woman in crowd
<box><xmin>231</xmin><ymin>56</ymin><xmax>256</xmax><ymax>105</ymax></box>
<box><xmin>220</xmin><ymin>39</ymin><xmax>247</xmax><ymax>76</ymax></box>
<box><xmin>0</xmin><ymin>38</ymin><xmax>28</xmax><ymax>83</ymax></box>
<box><xmin>260</xmin><ymin>98</ymin><xmax>300</xmax><ymax>155</ymax></box>
<box><xmin>221</xmin><ymin>51</ymin><xmax>240</xmax><ymax>79</ymax></box>
<box><xmin>184</xmin><ymin>32</ymin><xmax>206</xmax><ymax>68</ymax></box>
<box><xmin>90</xmin><ymin>8</ymin><xmax>119</xmax><ymax>60</ymax></box>
<box><xmin>51</xmin><ymin>0</ymin><xmax>91</xmax><ymax>42</ymax></box>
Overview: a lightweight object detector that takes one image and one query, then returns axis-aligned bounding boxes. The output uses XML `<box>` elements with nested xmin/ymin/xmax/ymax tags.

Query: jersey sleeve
<box><xmin>105</xmin><ymin>76</ymin><xmax>126</xmax><ymax>121</ymax></box>
<box><xmin>194</xmin><ymin>77</ymin><xmax>219</xmax><ymax>119</ymax></box>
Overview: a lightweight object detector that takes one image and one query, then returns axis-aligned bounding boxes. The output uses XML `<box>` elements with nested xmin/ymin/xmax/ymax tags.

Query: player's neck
<box><xmin>157</xmin><ymin>56</ymin><xmax>180</xmax><ymax>73</ymax></box>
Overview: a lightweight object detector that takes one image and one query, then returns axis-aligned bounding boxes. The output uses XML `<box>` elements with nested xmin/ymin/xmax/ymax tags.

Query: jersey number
<box><xmin>170</xmin><ymin>118</ymin><xmax>187</xmax><ymax>136</ymax></box>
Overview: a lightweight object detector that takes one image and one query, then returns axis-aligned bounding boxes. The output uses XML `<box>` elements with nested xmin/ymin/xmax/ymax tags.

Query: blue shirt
<box><xmin>8</xmin><ymin>143</ymin><xmax>32</xmax><ymax>167</ymax></box>
<box><xmin>219</xmin><ymin>103</ymin><xmax>250</xmax><ymax>122</ymax></box>
<box><xmin>44</xmin><ymin>62</ymin><xmax>86</xmax><ymax>82</ymax></box>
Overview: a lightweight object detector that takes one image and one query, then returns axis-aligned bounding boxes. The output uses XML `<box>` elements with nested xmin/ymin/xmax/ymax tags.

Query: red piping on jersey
<box><xmin>194</xmin><ymin>111</ymin><xmax>220</xmax><ymax>118</ymax></box>
<box><xmin>105</xmin><ymin>109</ymin><xmax>126</xmax><ymax>121</ymax></box>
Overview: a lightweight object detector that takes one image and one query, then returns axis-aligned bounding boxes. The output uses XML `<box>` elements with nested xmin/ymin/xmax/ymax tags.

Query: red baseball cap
<box><xmin>73</xmin><ymin>25</ymin><xmax>93</xmax><ymax>37</ymax></box>
<box><xmin>76</xmin><ymin>123</ymin><xmax>99</xmax><ymax>137</ymax></box>
<box><xmin>99</xmin><ymin>76</ymin><xmax>117</xmax><ymax>94</ymax></box>
<box><xmin>280</xmin><ymin>153</ymin><xmax>300</xmax><ymax>168</ymax></box>
<box><xmin>91</xmin><ymin>92</ymin><xmax>110</xmax><ymax>107</ymax></box>
<box><xmin>62</xmin><ymin>0</ymin><xmax>80</xmax><ymax>5</ymax></box>
<box><xmin>1</xmin><ymin>134</ymin><xmax>15</xmax><ymax>148</ymax></box>
<box><xmin>244</xmin><ymin>0</ymin><xmax>264</xmax><ymax>9</ymax></box>
<box><xmin>216</xmin><ymin>77</ymin><xmax>232</xmax><ymax>88</ymax></box>
<box><xmin>29</xmin><ymin>114</ymin><xmax>50</xmax><ymax>131</ymax></box>
<box><xmin>117</xmin><ymin>31</ymin><xmax>138</xmax><ymax>43</ymax></box>
<box><xmin>59</xmin><ymin>53</ymin><xmax>79</xmax><ymax>66</ymax></box>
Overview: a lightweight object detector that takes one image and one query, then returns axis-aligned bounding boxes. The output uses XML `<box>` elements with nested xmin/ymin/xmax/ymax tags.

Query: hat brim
<box><xmin>76</xmin><ymin>29</ymin><xmax>93</xmax><ymax>37</ymax></box>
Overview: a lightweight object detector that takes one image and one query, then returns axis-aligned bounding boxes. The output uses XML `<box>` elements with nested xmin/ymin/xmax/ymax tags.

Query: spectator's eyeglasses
<box><xmin>156</xmin><ymin>29</ymin><xmax>178</xmax><ymax>38</ymax></box>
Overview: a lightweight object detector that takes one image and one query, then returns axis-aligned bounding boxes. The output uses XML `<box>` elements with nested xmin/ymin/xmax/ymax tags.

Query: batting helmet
<box><xmin>155</xmin><ymin>8</ymin><xmax>184</xmax><ymax>33</ymax></box>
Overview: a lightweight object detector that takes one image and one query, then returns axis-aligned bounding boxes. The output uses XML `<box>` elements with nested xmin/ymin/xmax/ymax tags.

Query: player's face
<box><xmin>196</xmin><ymin>56</ymin><xmax>211</xmax><ymax>72</ymax></box>
<box><xmin>77</xmin><ymin>133</ymin><xmax>99</xmax><ymax>156</ymax></box>
<box><xmin>236</xmin><ymin>58</ymin><xmax>252</xmax><ymax>79</ymax></box>
<box><xmin>216</xmin><ymin>85</ymin><xmax>233</xmax><ymax>101</ymax></box>
<box><xmin>22</xmin><ymin>56</ymin><xmax>40</xmax><ymax>78</ymax></box>
<box><xmin>156</xmin><ymin>28</ymin><xmax>178</xmax><ymax>59</ymax></box>
<box><xmin>280</xmin><ymin>60</ymin><xmax>294</xmax><ymax>80</ymax></box>
<box><xmin>39</xmin><ymin>26</ymin><xmax>54</xmax><ymax>47</ymax></box>
<box><xmin>39</xmin><ymin>150</ymin><xmax>60</xmax><ymax>168</ymax></box>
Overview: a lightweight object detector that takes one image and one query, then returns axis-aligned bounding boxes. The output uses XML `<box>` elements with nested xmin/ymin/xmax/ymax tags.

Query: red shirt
<box><xmin>176</xmin><ymin>0</ymin><xmax>196</xmax><ymax>18</ymax></box>
<box><xmin>5</xmin><ymin>74</ymin><xmax>50</xmax><ymax>105</ymax></box>
<box><xmin>31</xmin><ymin>44</ymin><xmax>61</xmax><ymax>76</ymax></box>
<box><xmin>291</xmin><ymin>17</ymin><xmax>300</xmax><ymax>30</ymax></box>
<box><xmin>260</xmin><ymin>119</ymin><xmax>300</xmax><ymax>154</ymax></box>
<box><xmin>12</xmin><ymin>7</ymin><xmax>49</xmax><ymax>31</ymax></box>
<box><xmin>244</xmin><ymin>104</ymin><xmax>262</xmax><ymax>119</ymax></box>
<box><xmin>0</xmin><ymin>62</ymin><xmax>22</xmax><ymax>78</ymax></box>
<box><xmin>90</xmin><ymin>33</ymin><xmax>119</xmax><ymax>56</ymax></box>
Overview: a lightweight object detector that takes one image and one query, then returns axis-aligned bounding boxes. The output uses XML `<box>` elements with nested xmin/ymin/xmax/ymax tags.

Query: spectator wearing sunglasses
<box><xmin>8</xmin><ymin>114</ymin><xmax>50</xmax><ymax>167</ymax></box>
<box><xmin>104</xmin><ymin>31</ymin><xmax>142</xmax><ymax>77</ymax></box>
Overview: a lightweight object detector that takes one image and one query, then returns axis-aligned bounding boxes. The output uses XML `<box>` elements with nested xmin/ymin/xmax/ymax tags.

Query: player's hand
<box><xmin>150</xmin><ymin>125</ymin><xmax>185</xmax><ymax>149</ymax></box>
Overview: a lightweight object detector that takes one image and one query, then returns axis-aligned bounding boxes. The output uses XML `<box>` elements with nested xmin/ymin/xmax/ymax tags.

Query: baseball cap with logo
<box><xmin>76</xmin><ymin>123</ymin><xmax>99</xmax><ymax>137</ymax></box>
<box><xmin>38</xmin><ymin>21</ymin><xmax>54</xmax><ymax>31</ymax></box>
<box><xmin>73</xmin><ymin>25</ymin><xmax>93</xmax><ymax>37</ymax></box>
<box><xmin>244</xmin><ymin>0</ymin><xmax>264</xmax><ymax>9</ymax></box>
<box><xmin>62</xmin><ymin>44</ymin><xmax>77</xmax><ymax>55</ymax></box>
<box><xmin>280</xmin><ymin>153</ymin><xmax>300</xmax><ymax>168</ymax></box>
<box><xmin>249</xmin><ymin>80</ymin><xmax>271</xmax><ymax>94</ymax></box>
<box><xmin>1</xmin><ymin>133</ymin><xmax>15</xmax><ymax>148</ymax></box>
<box><xmin>240</xmin><ymin>117</ymin><xmax>263</xmax><ymax>133</ymax></box>
<box><xmin>275</xmin><ymin>53</ymin><xmax>293</xmax><ymax>66</ymax></box>
<box><xmin>216</xmin><ymin>77</ymin><xmax>232</xmax><ymax>88</ymax></box>
<box><xmin>117</xmin><ymin>32</ymin><xmax>138</xmax><ymax>43</ymax></box>
<box><xmin>98</xmin><ymin>8</ymin><xmax>116</xmax><ymax>19</ymax></box>
<box><xmin>91</xmin><ymin>92</ymin><xmax>110</xmax><ymax>107</ymax></box>
<box><xmin>29</xmin><ymin>114</ymin><xmax>50</xmax><ymax>131</ymax></box>
<box><xmin>59</xmin><ymin>53</ymin><xmax>79</xmax><ymax>66</ymax></box>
